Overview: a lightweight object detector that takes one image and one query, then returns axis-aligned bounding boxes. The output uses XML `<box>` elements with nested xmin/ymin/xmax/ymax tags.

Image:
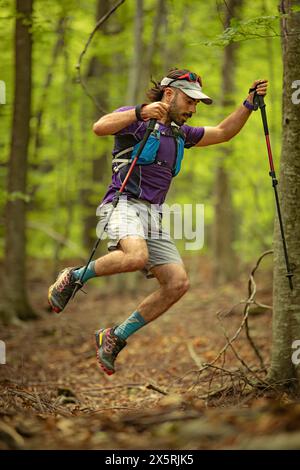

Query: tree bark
<box><xmin>161</xmin><ymin>2</ymin><xmax>188</xmax><ymax>74</ymax></box>
<box><xmin>268</xmin><ymin>0</ymin><xmax>300</xmax><ymax>391</ymax></box>
<box><xmin>140</xmin><ymin>0</ymin><xmax>165</xmax><ymax>92</ymax></box>
<box><xmin>81</xmin><ymin>0</ymin><xmax>112</xmax><ymax>251</ymax></box>
<box><xmin>33</xmin><ymin>16</ymin><xmax>67</xmax><ymax>162</ymax></box>
<box><xmin>126</xmin><ymin>0</ymin><xmax>144</xmax><ymax>104</ymax></box>
<box><xmin>52</xmin><ymin>41</ymin><xmax>75</xmax><ymax>276</ymax></box>
<box><xmin>213</xmin><ymin>0</ymin><xmax>242</xmax><ymax>284</ymax></box>
<box><xmin>0</xmin><ymin>0</ymin><xmax>36</xmax><ymax>323</ymax></box>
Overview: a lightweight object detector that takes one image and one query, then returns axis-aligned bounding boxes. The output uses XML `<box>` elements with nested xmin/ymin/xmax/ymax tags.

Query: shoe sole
<box><xmin>94</xmin><ymin>332</ymin><xmax>115</xmax><ymax>376</ymax></box>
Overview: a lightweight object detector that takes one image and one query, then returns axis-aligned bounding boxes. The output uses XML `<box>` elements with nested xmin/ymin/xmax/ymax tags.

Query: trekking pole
<box><xmin>254</xmin><ymin>92</ymin><xmax>294</xmax><ymax>291</ymax></box>
<box><xmin>71</xmin><ymin>118</ymin><xmax>157</xmax><ymax>300</ymax></box>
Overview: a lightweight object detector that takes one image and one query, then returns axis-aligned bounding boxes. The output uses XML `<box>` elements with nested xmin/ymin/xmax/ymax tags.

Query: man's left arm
<box><xmin>196</xmin><ymin>79</ymin><xmax>268</xmax><ymax>147</ymax></box>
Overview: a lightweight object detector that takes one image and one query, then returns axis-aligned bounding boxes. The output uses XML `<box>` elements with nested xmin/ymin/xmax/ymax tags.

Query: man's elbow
<box><xmin>220</xmin><ymin>128</ymin><xmax>233</xmax><ymax>143</ymax></box>
<box><xmin>223</xmin><ymin>133</ymin><xmax>232</xmax><ymax>143</ymax></box>
<box><xmin>93</xmin><ymin>121</ymin><xmax>104</xmax><ymax>136</ymax></box>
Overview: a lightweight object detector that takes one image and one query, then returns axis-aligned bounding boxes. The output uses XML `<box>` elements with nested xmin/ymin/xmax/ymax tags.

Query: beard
<box><xmin>168</xmin><ymin>95</ymin><xmax>192</xmax><ymax>126</ymax></box>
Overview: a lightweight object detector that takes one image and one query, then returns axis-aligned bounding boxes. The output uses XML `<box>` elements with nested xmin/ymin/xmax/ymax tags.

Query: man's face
<box><xmin>168</xmin><ymin>89</ymin><xmax>200</xmax><ymax>126</ymax></box>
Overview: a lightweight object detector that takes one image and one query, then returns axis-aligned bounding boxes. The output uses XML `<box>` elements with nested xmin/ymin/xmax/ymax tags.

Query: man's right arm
<box><xmin>93</xmin><ymin>108</ymin><xmax>137</xmax><ymax>136</ymax></box>
<box><xmin>93</xmin><ymin>102</ymin><xmax>169</xmax><ymax>136</ymax></box>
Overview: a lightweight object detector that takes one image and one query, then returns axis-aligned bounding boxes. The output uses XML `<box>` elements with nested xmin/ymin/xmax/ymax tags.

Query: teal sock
<box><xmin>114</xmin><ymin>311</ymin><xmax>146</xmax><ymax>340</ymax></box>
<box><xmin>73</xmin><ymin>261</ymin><xmax>96</xmax><ymax>284</ymax></box>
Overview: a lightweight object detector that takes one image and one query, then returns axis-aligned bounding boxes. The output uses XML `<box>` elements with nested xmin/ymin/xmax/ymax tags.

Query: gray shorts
<box><xmin>96</xmin><ymin>198</ymin><xmax>183</xmax><ymax>278</ymax></box>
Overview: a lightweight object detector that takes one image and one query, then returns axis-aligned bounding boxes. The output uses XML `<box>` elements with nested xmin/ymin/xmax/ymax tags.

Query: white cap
<box><xmin>160</xmin><ymin>77</ymin><xmax>213</xmax><ymax>104</ymax></box>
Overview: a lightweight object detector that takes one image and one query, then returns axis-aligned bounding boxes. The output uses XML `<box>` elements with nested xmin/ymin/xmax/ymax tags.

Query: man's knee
<box><xmin>166</xmin><ymin>273</ymin><xmax>190</xmax><ymax>299</ymax></box>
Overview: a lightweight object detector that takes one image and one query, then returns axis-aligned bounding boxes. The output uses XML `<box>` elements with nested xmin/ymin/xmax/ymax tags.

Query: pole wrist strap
<box><xmin>135</xmin><ymin>104</ymin><xmax>147</xmax><ymax>121</ymax></box>
<box><xmin>243</xmin><ymin>99</ymin><xmax>255</xmax><ymax>111</ymax></box>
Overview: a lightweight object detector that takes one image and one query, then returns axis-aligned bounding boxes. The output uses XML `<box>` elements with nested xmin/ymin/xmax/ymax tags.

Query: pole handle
<box><xmin>254</xmin><ymin>92</ymin><xmax>266</xmax><ymax>110</ymax></box>
<box><xmin>255</xmin><ymin>92</ymin><xmax>269</xmax><ymax>136</ymax></box>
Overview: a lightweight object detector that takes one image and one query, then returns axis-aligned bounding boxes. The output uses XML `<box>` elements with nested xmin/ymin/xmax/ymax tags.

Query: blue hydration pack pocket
<box><xmin>131</xmin><ymin>130</ymin><xmax>184</xmax><ymax>177</ymax></box>
<box><xmin>113</xmin><ymin>127</ymin><xmax>185</xmax><ymax>177</ymax></box>
<box><xmin>172</xmin><ymin>135</ymin><xmax>184</xmax><ymax>177</ymax></box>
<box><xmin>131</xmin><ymin>131</ymin><xmax>160</xmax><ymax>165</ymax></box>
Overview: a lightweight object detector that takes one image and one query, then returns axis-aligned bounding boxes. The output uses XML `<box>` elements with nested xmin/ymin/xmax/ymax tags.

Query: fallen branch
<box><xmin>79</xmin><ymin>383</ymin><xmax>145</xmax><ymax>393</ymax></box>
<box><xmin>185</xmin><ymin>250</ymin><xmax>273</xmax><ymax>391</ymax></box>
<box><xmin>146</xmin><ymin>383</ymin><xmax>168</xmax><ymax>396</ymax></box>
<box><xmin>244</xmin><ymin>250</ymin><xmax>273</xmax><ymax>369</ymax></box>
<box><xmin>6</xmin><ymin>387</ymin><xmax>73</xmax><ymax>417</ymax></box>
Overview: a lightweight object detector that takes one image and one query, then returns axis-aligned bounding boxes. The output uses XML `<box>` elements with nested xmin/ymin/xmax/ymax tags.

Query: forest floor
<box><xmin>1</xmin><ymin>256</ymin><xmax>300</xmax><ymax>450</ymax></box>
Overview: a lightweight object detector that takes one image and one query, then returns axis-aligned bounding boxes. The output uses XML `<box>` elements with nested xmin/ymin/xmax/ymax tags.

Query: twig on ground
<box><xmin>79</xmin><ymin>383</ymin><xmax>145</xmax><ymax>392</ymax></box>
<box><xmin>184</xmin><ymin>250</ymin><xmax>273</xmax><ymax>397</ymax></box>
<box><xmin>6</xmin><ymin>387</ymin><xmax>73</xmax><ymax>417</ymax></box>
<box><xmin>243</xmin><ymin>250</ymin><xmax>273</xmax><ymax>369</ymax></box>
<box><xmin>146</xmin><ymin>383</ymin><xmax>168</xmax><ymax>396</ymax></box>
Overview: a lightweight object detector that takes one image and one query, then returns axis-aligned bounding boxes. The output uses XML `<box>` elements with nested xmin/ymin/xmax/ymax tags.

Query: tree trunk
<box><xmin>212</xmin><ymin>0</ymin><xmax>242</xmax><ymax>284</ymax></box>
<box><xmin>140</xmin><ymin>0</ymin><xmax>165</xmax><ymax>92</ymax></box>
<box><xmin>0</xmin><ymin>0</ymin><xmax>37</xmax><ymax>323</ymax></box>
<box><xmin>268</xmin><ymin>0</ymin><xmax>300</xmax><ymax>392</ymax></box>
<box><xmin>126</xmin><ymin>0</ymin><xmax>144</xmax><ymax>104</ymax></box>
<box><xmin>33</xmin><ymin>16</ymin><xmax>67</xmax><ymax>162</ymax></box>
<box><xmin>52</xmin><ymin>40</ymin><xmax>75</xmax><ymax>276</ymax></box>
<box><xmin>81</xmin><ymin>0</ymin><xmax>111</xmax><ymax>251</ymax></box>
<box><xmin>213</xmin><ymin>162</ymin><xmax>237</xmax><ymax>283</ymax></box>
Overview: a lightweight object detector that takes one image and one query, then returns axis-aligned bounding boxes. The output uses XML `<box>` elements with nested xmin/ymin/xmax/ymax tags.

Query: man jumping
<box><xmin>48</xmin><ymin>68</ymin><xmax>268</xmax><ymax>375</ymax></box>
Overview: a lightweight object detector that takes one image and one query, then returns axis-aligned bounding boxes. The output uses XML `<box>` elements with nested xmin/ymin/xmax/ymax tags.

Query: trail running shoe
<box><xmin>48</xmin><ymin>267</ymin><xmax>80</xmax><ymax>313</ymax></box>
<box><xmin>95</xmin><ymin>327</ymin><xmax>127</xmax><ymax>375</ymax></box>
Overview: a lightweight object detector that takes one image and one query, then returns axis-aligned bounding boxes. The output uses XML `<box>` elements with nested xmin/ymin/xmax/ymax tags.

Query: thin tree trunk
<box><xmin>52</xmin><ymin>41</ymin><xmax>75</xmax><ymax>276</ymax></box>
<box><xmin>81</xmin><ymin>0</ymin><xmax>111</xmax><ymax>252</ymax></box>
<box><xmin>33</xmin><ymin>16</ymin><xmax>67</xmax><ymax>162</ymax></box>
<box><xmin>213</xmin><ymin>0</ymin><xmax>242</xmax><ymax>284</ymax></box>
<box><xmin>268</xmin><ymin>0</ymin><xmax>300</xmax><ymax>391</ymax></box>
<box><xmin>140</xmin><ymin>0</ymin><xmax>165</xmax><ymax>92</ymax></box>
<box><xmin>126</xmin><ymin>0</ymin><xmax>144</xmax><ymax>104</ymax></box>
<box><xmin>0</xmin><ymin>0</ymin><xmax>36</xmax><ymax>323</ymax></box>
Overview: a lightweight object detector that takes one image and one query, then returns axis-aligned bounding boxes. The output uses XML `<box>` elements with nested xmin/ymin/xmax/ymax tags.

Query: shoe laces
<box><xmin>104</xmin><ymin>331</ymin><xmax>120</xmax><ymax>354</ymax></box>
<box><xmin>57</xmin><ymin>270</ymin><xmax>73</xmax><ymax>292</ymax></box>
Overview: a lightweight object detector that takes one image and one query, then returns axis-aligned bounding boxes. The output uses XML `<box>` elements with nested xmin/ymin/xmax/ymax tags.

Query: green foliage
<box><xmin>202</xmin><ymin>14</ymin><xmax>282</xmax><ymax>47</ymax></box>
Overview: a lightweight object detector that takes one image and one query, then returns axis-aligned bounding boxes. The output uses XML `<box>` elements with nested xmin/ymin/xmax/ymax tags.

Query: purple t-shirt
<box><xmin>100</xmin><ymin>106</ymin><xmax>205</xmax><ymax>206</ymax></box>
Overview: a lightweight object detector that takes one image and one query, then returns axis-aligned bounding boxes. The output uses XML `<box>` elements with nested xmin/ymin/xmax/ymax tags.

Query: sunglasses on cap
<box><xmin>176</xmin><ymin>72</ymin><xmax>202</xmax><ymax>86</ymax></box>
<box><xmin>166</xmin><ymin>72</ymin><xmax>203</xmax><ymax>87</ymax></box>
